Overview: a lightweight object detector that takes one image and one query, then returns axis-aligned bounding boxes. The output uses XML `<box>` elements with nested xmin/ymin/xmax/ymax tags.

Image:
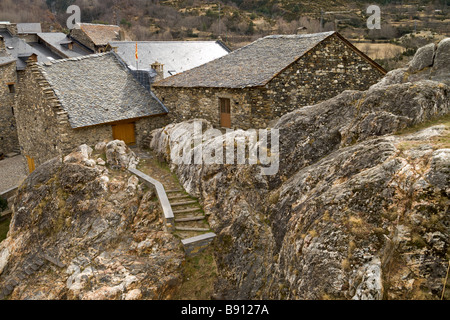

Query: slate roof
<box><xmin>1</xmin><ymin>31</ymin><xmax>58</xmax><ymax>70</ymax></box>
<box><xmin>0</xmin><ymin>50</ymin><xmax>15</xmax><ymax>66</ymax></box>
<box><xmin>77</xmin><ymin>23</ymin><xmax>122</xmax><ymax>46</ymax></box>
<box><xmin>37</xmin><ymin>52</ymin><xmax>167</xmax><ymax>129</ymax></box>
<box><xmin>109</xmin><ymin>40</ymin><xmax>231</xmax><ymax>78</ymax></box>
<box><xmin>17</xmin><ymin>23</ymin><xmax>42</xmax><ymax>34</ymax></box>
<box><xmin>37</xmin><ymin>32</ymin><xmax>92</xmax><ymax>58</ymax></box>
<box><xmin>154</xmin><ymin>31</ymin><xmax>382</xmax><ymax>89</ymax></box>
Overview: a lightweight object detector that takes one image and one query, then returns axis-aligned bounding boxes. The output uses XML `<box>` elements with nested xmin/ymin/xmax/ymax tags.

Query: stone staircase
<box><xmin>0</xmin><ymin>252</ymin><xmax>65</xmax><ymax>300</ymax></box>
<box><xmin>131</xmin><ymin>150</ymin><xmax>216</xmax><ymax>256</ymax></box>
<box><xmin>166</xmin><ymin>188</ymin><xmax>211</xmax><ymax>239</ymax></box>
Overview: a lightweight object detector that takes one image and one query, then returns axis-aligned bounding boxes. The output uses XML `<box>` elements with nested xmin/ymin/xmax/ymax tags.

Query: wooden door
<box><xmin>26</xmin><ymin>156</ymin><xmax>35</xmax><ymax>173</ymax></box>
<box><xmin>112</xmin><ymin>122</ymin><xmax>136</xmax><ymax>145</ymax></box>
<box><xmin>219</xmin><ymin>98</ymin><xmax>231</xmax><ymax>128</ymax></box>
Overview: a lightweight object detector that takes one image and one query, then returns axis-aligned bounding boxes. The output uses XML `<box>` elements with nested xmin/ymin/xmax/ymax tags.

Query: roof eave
<box><xmin>70</xmin><ymin>112</ymin><xmax>169</xmax><ymax>130</ymax></box>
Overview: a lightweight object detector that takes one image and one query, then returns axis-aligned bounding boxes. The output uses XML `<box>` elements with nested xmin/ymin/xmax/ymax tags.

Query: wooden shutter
<box><xmin>219</xmin><ymin>98</ymin><xmax>231</xmax><ymax>128</ymax></box>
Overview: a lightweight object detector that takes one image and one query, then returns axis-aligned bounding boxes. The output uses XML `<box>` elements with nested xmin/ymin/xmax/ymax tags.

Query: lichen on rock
<box><xmin>148</xmin><ymin>39</ymin><xmax>450</xmax><ymax>300</ymax></box>
<box><xmin>0</xmin><ymin>142</ymin><xmax>184</xmax><ymax>300</ymax></box>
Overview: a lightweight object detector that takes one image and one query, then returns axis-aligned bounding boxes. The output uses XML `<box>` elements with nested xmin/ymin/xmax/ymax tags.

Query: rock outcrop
<box><xmin>149</xmin><ymin>40</ymin><xmax>450</xmax><ymax>300</ymax></box>
<box><xmin>0</xmin><ymin>144</ymin><xmax>184</xmax><ymax>300</ymax></box>
<box><xmin>375</xmin><ymin>37</ymin><xmax>450</xmax><ymax>86</ymax></box>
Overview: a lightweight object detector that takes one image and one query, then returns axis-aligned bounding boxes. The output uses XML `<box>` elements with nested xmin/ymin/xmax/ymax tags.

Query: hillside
<box><xmin>1</xmin><ymin>0</ymin><xmax>448</xmax><ymax>51</ymax></box>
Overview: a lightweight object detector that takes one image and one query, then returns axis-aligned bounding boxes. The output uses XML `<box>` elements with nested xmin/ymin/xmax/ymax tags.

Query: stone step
<box><xmin>34</xmin><ymin>258</ymin><xmax>45</xmax><ymax>266</ymax></box>
<box><xmin>24</xmin><ymin>267</ymin><xmax>34</xmax><ymax>275</ymax></box>
<box><xmin>17</xmin><ymin>272</ymin><xmax>26</xmax><ymax>280</ymax></box>
<box><xmin>173</xmin><ymin>207</ymin><xmax>202</xmax><ymax>214</ymax></box>
<box><xmin>166</xmin><ymin>189</ymin><xmax>183</xmax><ymax>193</ymax></box>
<box><xmin>168</xmin><ymin>194</ymin><xmax>191</xmax><ymax>200</ymax></box>
<box><xmin>29</xmin><ymin>263</ymin><xmax>40</xmax><ymax>271</ymax></box>
<box><xmin>170</xmin><ymin>200</ymin><xmax>197</xmax><ymax>207</ymax></box>
<box><xmin>175</xmin><ymin>216</ymin><xmax>205</xmax><ymax>222</ymax></box>
<box><xmin>43</xmin><ymin>254</ymin><xmax>65</xmax><ymax>268</ymax></box>
<box><xmin>175</xmin><ymin>227</ymin><xmax>211</xmax><ymax>232</ymax></box>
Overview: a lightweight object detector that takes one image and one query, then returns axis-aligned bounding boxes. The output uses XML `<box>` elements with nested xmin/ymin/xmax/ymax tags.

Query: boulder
<box><xmin>148</xmin><ymin>40</ymin><xmax>450</xmax><ymax>300</ymax></box>
<box><xmin>105</xmin><ymin>140</ymin><xmax>139</xmax><ymax>169</ymax></box>
<box><xmin>0</xmin><ymin>142</ymin><xmax>184</xmax><ymax>300</ymax></box>
<box><xmin>431</xmin><ymin>37</ymin><xmax>450</xmax><ymax>84</ymax></box>
<box><xmin>408</xmin><ymin>43</ymin><xmax>435</xmax><ymax>72</ymax></box>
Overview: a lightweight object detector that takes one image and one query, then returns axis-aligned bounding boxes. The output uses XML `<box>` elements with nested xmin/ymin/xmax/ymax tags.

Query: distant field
<box><xmin>355</xmin><ymin>42</ymin><xmax>406</xmax><ymax>60</ymax></box>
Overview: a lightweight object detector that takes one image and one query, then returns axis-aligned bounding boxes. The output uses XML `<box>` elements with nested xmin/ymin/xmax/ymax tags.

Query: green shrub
<box><xmin>0</xmin><ymin>196</ymin><xmax>7</xmax><ymax>212</ymax></box>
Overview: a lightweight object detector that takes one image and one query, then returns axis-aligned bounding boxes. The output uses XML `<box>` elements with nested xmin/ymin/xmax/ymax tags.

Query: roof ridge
<box><xmin>78</xmin><ymin>22</ymin><xmax>120</xmax><ymax>28</ymax></box>
<box><xmin>263</xmin><ymin>31</ymin><xmax>335</xmax><ymax>39</ymax></box>
<box><xmin>38</xmin><ymin>52</ymin><xmax>111</xmax><ymax>67</ymax></box>
<box><xmin>109</xmin><ymin>40</ymin><xmax>222</xmax><ymax>44</ymax></box>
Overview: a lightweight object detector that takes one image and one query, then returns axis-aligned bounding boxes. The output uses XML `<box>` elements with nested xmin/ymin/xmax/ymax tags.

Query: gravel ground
<box><xmin>0</xmin><ymin>155</ymin><xmax>27</xmax><ymax>194</ymax></box>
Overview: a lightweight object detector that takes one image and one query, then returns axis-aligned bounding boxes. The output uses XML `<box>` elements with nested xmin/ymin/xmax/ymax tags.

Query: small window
<box><xmin>11</xmin><ymin>107</ymin><xmax>14</xmax><ymax>115</ymax></box>
<box><xmin>8</xmin><ymin>84</ymin><xmax>15</xmax><ymax>93</ymax></box>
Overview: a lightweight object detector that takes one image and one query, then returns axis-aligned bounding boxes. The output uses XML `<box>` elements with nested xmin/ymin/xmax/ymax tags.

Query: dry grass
<box><xmin>355</xmin><ymin>43</ymin><xmax>406</xmax><ymax>60</ymax></box>
<box><xmin>172</xmin><ymin>246</ymin><xmax>218</xmax><ymax>300</ymax></box>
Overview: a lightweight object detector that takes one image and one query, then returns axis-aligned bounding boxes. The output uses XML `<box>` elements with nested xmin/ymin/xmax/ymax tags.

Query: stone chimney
<box><xmin>0</xmin><ymin>35</ymin><xmax>5</xmax><ymax>51</ymax></box>
<box><xmin>27</xmin><ymin>53</ymin><xmax>38</xmax><ymax>64</ymax></box>
<box><xmin>6</xmin><ymin>23</ymin><xmax>17</xmax><ymax>36</ymax></box>
<box><xmin>151</xmin><ymin>61</ymin><xmax>164</xmax><ymax>82</ymax></box>
<box><xmin>119</xmin><ymin>29</ymin><xmax>126</xmax><ymax>41</ymax></box>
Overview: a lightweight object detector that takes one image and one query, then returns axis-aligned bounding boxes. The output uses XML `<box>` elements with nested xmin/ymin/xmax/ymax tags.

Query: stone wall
<box><xmin>0</xmin><ymin>61</ymin><xmax>19</xmax><ymax>155</ymax></box>
<box><xmin>17</xmin><ymin>34</ymin><xmax>39</xmax><ymax>43</ymax></box>
<box><xmin>15</xmin><ymin>63</ymin><xmax>66</xmax><ymax>167</ymax></box>
<box><xmin>5</xmin><ymin>24</ymin><xmax>17</xmax><ymax>36</ymax></box>
<box><xmin>153</xmin><ymin>33</ymin><xmax>385</xmax><ymax>130</ymax></box>
<box><xmin>266</xmin><ymin>34</ymin><xmax>385</xmax><ymax>118</ymax></box>
<box><xmin>135</xmin><ymin>115</ymin><xmax>171</xmax><ymax>147</ymax></box>
<box><xmin>56</xmin><ymin>114</ymin><xmax>170</xmax><ymax>156</ymax></box>
<box><xmin>153</xmin><ymin>86</ymin><xmax>266</xmax><ymax>129</ymax></box>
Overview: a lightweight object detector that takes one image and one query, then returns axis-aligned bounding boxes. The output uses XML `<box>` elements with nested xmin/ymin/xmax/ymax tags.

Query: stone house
<box><xmin>0</xmin><ymin>23</ymin><xmax>90</xmax><ymax>157</ymax></box>
<box><xmin>69</xmin><ymin>23</ymin><xmax>126</xmax><ymax>53</ymax></box>
<box><xmin>0</xmin><ymin>35</ymin><xmax>18</xmax><ymax>156</ymax></box>
<box><xmin>153</xmin><ymin>31</ymin><xmax>386</xmax><ymax>129</ymax></box>
<box><xmin>15</xmin><ymin>52</ymin><xmax>169</xmax><ymax>172</ymax></box>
